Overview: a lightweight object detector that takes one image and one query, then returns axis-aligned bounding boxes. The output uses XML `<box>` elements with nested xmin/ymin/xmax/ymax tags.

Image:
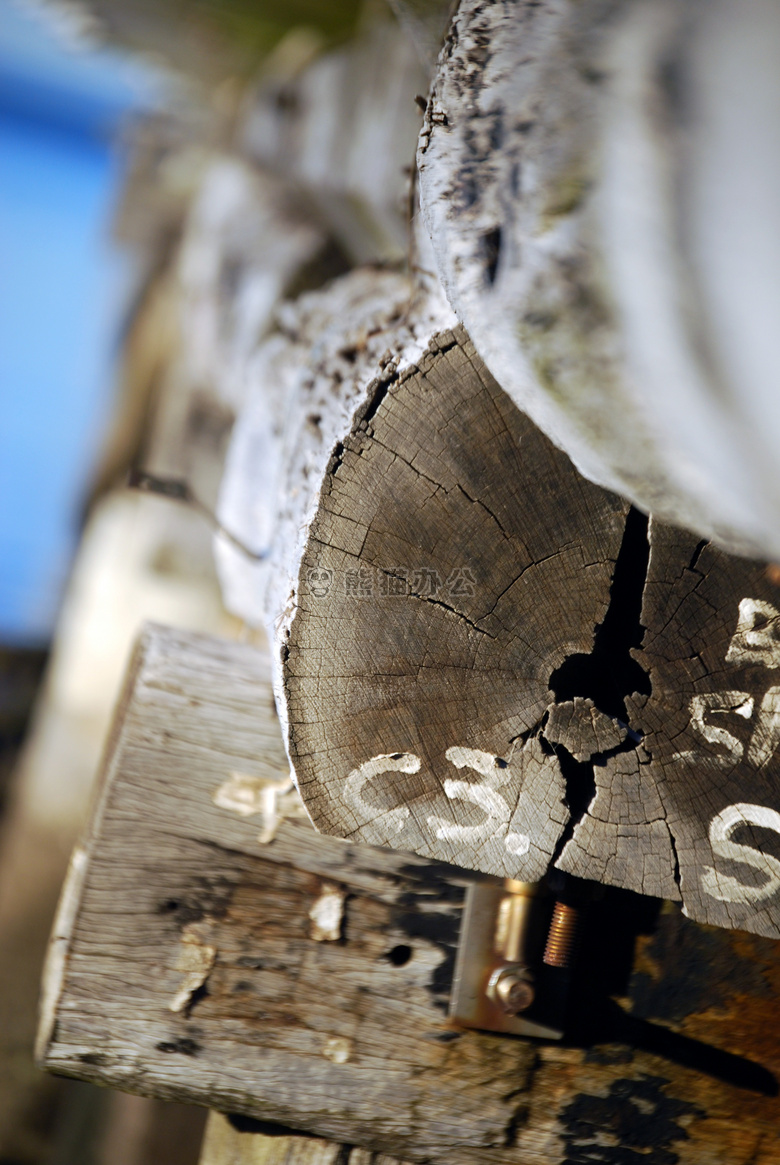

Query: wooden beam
<box><xmin>198</xmin><ymin>1112</ymin><xmax>410</xmax><ymax>1165</ymax></box>
<box><xmin>37</xmin><ymin>624</ymin><xmax>542</xmax><ymax>1163</ymax></box>
<box><xmin>38</xmin><ymin>624</ymin><xmax>780</xmax><ymax>1164</ymax></box>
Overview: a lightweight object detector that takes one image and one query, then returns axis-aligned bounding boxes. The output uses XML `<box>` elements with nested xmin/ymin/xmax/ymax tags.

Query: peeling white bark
<box><xmin>215</xmin><ymin>269</ymin><xmax>456</xmax><ymax>740</ymax></box>
<box><xmin>418</xmin><ymin>0</ymin><xmax>780</xmax><ymax>560</ymax></box>
<box><xmin>242</xmin><ymin>16</ymin><xmax>430</xmax><ymax>264</ymax></box>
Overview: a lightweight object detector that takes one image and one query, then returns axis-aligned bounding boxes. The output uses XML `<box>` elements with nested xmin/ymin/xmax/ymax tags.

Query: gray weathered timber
<box><xmin>558</xmin><ymin>526</ymin><xmax>780</xmax><ymax>935</ymax></box>
<box><xmin>37</xmin><ymin>622</ymin><xmax>542</xmax><ymax>1164</ymax></box>
<box><xmin>37</xmin><ymin>624</ymin><xmax>780</xmax><ymax>1165</ymax></box>
<box><xmin>418</xmin><ymin>0</ymin><xmax>780</xmax><ymax>565</ymax></box>
<box><xmin>286</xmin><ymin>326</ymin><xmax>634</xmax><ymax>881</ymax></box>
<box><xmin>283</xmin><ymin>319</ymin><xmax>780</xmax><ymax>937</ymax></box>
<box><xmin>627</xmin><ymin>526</ymin><xmax>780</xmax><ymax>937</ymax></box>
<box><xmin>199</xmin><ymin>1112</ymin><xmax>410</xmax><ymax>1165</ymax></box>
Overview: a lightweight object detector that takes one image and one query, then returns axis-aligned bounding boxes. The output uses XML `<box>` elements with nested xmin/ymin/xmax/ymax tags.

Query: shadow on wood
<box><xmin>36</xmin><ymin>624</ymin><xmax>780</xmax><ymax>1164</ymax></box>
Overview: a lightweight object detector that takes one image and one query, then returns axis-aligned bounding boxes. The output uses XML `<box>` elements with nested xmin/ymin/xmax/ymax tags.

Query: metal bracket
<box><xmin>449</xmin><ymin>879</ymin><xmax>565</xmax><ymax>1040</ymax></box>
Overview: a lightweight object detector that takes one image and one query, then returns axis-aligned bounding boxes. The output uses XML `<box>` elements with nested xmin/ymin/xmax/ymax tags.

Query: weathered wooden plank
<box><xmin>199</xmin><ymin>1112</ymin><xmax>410</xmax><ymax>1165</ymax></box>
<box><xmin>38</xmin><ymin>623</ymin><xmax>780</xmax><ymax>1165</ymax></box>
<box><xmin>36</xmin><ymin>623</ymin><xmax>541</xmax><ymax>1164</ymax></box>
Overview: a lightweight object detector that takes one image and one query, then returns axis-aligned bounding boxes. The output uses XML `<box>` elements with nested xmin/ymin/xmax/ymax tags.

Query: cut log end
<box><xmin>276</xmin><ymin>316</ymin><xmax>780</xmax><ymax>940</ymax></box>
<box><xmin>282</xmin><ymin>324</ymin><xmax>634</xmax><ymax>882</ymax></box>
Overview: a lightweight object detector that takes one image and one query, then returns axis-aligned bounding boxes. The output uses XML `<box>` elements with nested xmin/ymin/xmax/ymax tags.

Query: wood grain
<box><xmin>199</xmin><ymin>1112</ymin><xmax>410</xmax><ymax>1165</ymax></box>
<box><xmin>286</xmin><ymin>326</ymin><xmax>633</xmax><ymax>881</ymax></box>
<box><xmin>283</xmin><ymin>320</ymin><xmax>780</xmax><ymax>937</ymax></box>
<box><xmin>38</xmin><ymin>624</ymin><xmax>780</xmax><ymax>1165</ymax></box>
<box><xmin>628</xmin><ymin>525</ymin><xmax>780</xmax><ymax>936</ymax></box>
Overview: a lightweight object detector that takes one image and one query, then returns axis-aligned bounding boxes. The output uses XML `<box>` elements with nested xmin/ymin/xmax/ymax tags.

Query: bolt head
<box><xmin>487</xmin><ymin>965</ymin><xmax>534</xmax><ymax>1015</ymax></box>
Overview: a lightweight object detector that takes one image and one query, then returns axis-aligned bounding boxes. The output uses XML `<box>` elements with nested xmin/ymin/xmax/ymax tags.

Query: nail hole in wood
<box><xmin>387</xmin><ymin>944</ymin><xmax>413</xmax><ymax>966</ymax></box>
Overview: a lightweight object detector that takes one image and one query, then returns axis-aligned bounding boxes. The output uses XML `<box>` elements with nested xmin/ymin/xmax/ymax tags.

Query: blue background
<box><xmin>0</xmin><ymin>0</ymin><xmax>161</xmax><ymax>644</ymax></box>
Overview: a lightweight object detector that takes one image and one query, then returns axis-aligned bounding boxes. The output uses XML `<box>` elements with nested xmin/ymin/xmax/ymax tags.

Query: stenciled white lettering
<box><xmin>701</xmin><ymin>803</ymin><xmax>780</xmax><ymax>904</ymax></box>
<box><xmin>674</xmin><ymin>690</ymin><xmax>753</xmax><ymax>765</ymax></box>
<box><xmin>431</xmin><ymin>747</ymin><xmax>531</xmax><ymax>855</ymax></box>
<box><xmin>726</xmin><ymin>598</ymin><xmax>780</xmax><ymax>667</ymax></box>
<box><xmin>344</xmin><ymin>753</ymin><xmax>418</xmax><ymax>834</ymax></box>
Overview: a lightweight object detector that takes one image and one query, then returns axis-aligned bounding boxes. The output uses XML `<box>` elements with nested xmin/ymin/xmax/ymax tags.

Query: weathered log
<box><xmin>623</xmin><ymin>526</ymin><xmax>780</xmax><ymax>936</ymax></box>
<box><xmin>284</xmin><ymin>325</ymin><xmax>631</xmax><ymax>882</ymax></box>
<box><xmin>38</xmin><ymin>623</ymin><xmax>780</xmax><ymax>1165</ymax></box>
<box><xmin>417</xmin><ymin>0</ymin><xmax>780</xmax><ymax>563</ymax></box>
<box><xmin>217</xmin><ymin>267</ymin><xmax>780</xmax><ymax>938</ymax></box>
<box><xmin>241</xmin><ymin>14</ymin><xmax>429</xmax><ymax>265</ymax></box>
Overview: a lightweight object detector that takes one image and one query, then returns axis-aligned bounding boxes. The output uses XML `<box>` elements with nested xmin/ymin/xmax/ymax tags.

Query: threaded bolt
<box><xmin>543</xmin><ymin>901</ymin><xmax>579</xmax><ymax>968</ymax></box>
<box><xmin>486</xmin><ymin>965</ymin><xmax>535</xmax><ymax>1015</ymax></box>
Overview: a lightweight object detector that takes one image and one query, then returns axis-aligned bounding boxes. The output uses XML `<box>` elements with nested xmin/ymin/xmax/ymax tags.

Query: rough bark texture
<box><xmin>38</xmin><ymin>624</ymin><xmax>780</xmax><ymax>1165</ymax></box>
<box><xmin>417</xmin><ymin>0</ymin><xmax>780</xmax><ymax>563</ymax></box>
<box><xmin>215</xmin><ymin>269</ymin><xmax>457</xmax><ymax>730</ymax></box>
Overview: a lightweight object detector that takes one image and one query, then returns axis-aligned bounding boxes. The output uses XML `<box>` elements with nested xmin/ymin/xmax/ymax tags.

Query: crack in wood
<box><xmin>549</xmin><ymin>507</ymin><xmax>652</xmax><ymax>723</ymax></box>
<box><xmin>533</xmin><ymin>508</ymin><xmax>664</xmax><ymax>884</ymax></box>
<box><xmin>275</xmin><ymin>298</ymin><xmax>780</xmax><ymax>934</ymax></box>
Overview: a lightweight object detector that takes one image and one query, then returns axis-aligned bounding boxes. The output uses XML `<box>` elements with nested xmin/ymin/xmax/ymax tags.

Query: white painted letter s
<box><xmin>701</xmin><ymin>802</ymin><xmax>780</xmax><ymax>904</ymax></box>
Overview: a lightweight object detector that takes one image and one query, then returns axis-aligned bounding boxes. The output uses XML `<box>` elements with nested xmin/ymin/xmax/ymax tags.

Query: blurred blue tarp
<box><xmin>0</xmin><ymin>0</ymin><xmax>163</xmax><ymax>646</ymax></box>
